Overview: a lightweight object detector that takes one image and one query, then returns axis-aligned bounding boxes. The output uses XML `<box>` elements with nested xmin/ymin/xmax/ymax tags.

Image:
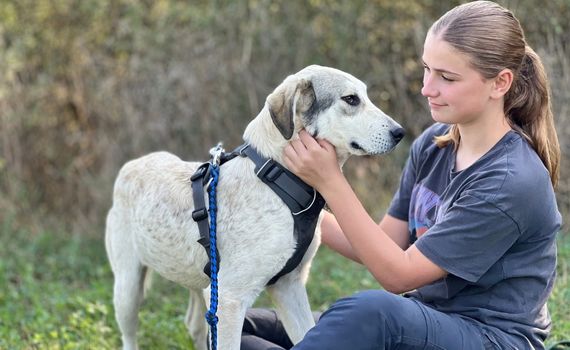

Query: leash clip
<box><xmin>209</xmin><ymin>142</ymin><xmax>225</xmax><ymax>166</ymax></box>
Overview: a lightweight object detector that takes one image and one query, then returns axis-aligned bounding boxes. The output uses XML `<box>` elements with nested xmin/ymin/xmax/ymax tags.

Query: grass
<box><xmin>0</xmin><ymin>225</ymin><xmax>569</xmax><ymax>349</ymax></box>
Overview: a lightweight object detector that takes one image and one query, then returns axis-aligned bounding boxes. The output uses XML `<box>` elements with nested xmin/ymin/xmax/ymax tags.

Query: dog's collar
<box><xmin>237</xmin><ymin>143</ymin><xmax>318</xmax><ymax>215</ymax></box>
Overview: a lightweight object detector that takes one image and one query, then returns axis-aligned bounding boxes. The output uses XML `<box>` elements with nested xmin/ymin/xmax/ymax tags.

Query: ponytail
<box><xmin>505</xmin><ymin>46</ymin><xmax>560</xmax><ymax>187</ymax></box>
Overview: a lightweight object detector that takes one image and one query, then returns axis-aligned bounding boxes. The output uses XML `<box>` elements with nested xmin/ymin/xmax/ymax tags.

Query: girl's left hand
<box><xmin>283</xmin><ymin>130</ymin><xmax>343</xmax><ymax>193</ymax></box>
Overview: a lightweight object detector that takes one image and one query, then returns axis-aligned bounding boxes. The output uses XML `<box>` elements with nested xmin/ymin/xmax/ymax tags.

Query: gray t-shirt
<box><xmin>388</xmin><ymin>123</ymin><xmax>562</xmax><ymax>349</ymax></box>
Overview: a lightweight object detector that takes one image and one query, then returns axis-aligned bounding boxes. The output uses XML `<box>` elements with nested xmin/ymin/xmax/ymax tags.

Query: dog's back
<box><xmin>106</xmin><ymin>150</ymin><xmax>300</xmax><ymax>289</ymax></box>
<box><xmin>106</xmin><ymin>151</ymin><xmax>208</xmax><ymax>289</ymax></box>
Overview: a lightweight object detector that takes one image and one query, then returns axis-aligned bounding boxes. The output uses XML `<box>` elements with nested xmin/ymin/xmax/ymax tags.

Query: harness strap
<box><xmin>238</xmin><ymin>144</ymin><xmax>325</xmax><ymax>285</ymax></box>
<box><xmin>239</xmin><ymin>144</ymin><xmax>316</xmax><ymax>215</ymax></box>
<box><xmin>191</xmin><ymin>162</ymin><xmax>219</xmax><ymax>277</ymax></box>
<box><xmin>191</xmin><ymin>143</ymin><xmax>325</xmax><ymax>286</ymax></box>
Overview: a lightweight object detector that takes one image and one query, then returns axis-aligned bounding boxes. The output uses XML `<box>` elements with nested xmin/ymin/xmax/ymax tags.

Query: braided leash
<box><xmin>206</xmin><ymin>163</ymin><xmax>220</xmax><ymax>350</ymax></box>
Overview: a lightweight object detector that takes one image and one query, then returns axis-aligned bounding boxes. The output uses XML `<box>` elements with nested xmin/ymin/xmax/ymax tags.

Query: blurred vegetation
<box><xmin>0</xmin><ymin>0</ymin><xmax>568</xmax><ymax>236</ymax></box>
<box><xmin>0</xmin><ymin>2</ymin><xmax>569</xmax><ymax>347</ymax></box>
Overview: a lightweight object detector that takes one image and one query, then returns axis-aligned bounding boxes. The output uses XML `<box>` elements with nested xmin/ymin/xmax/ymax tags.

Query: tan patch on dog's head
<box><xmin>266</xmin><ymin>77</ymin><xmax>315</xmax><ymax>140</ymax></box>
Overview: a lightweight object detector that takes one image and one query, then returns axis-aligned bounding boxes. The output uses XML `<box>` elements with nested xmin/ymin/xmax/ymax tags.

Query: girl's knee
<box><xmin>302</xmin><ymin>290</ymin><xmax>400</xmax><ymax>347</ymax></box>
<box><xmin>325</xmin><ymin>290</ymin><xmax>401</xmax><ymax>323</ymax></box>
<box><xmin>351</xmin><ymin>290</ymin><xmax>401</xmax><ymax>313</ymax></box>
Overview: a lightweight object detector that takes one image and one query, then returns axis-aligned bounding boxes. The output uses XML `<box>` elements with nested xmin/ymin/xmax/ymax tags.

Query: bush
<box><xmin>0</xmin><ymin>0</ymin><xmax>568</xmax><ymax>235</ymax></box>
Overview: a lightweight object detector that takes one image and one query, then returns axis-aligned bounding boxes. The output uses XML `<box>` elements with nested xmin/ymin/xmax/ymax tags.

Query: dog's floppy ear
<box><xmin>267</xmin><ymin>77</ymin><xmax>315</xmax><ymax>140</ymax></box>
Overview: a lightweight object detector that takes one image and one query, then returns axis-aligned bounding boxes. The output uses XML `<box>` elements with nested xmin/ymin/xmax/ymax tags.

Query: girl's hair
<box><xmin>429</xmin><ymin>1</ymin><xmax>560</xmax><ymax>187</ymax></box>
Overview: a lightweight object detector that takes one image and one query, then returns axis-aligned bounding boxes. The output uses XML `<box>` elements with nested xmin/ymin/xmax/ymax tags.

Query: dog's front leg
<box><xmin>267</xmin><ymin>272</ymin><xmax>315</xmax><ymax>344</ymax></box>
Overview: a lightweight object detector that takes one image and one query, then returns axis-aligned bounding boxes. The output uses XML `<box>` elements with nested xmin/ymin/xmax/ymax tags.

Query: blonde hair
<box><xmin>429</xmin><ymin>1</ymin><xmax>560</xmax><ymax>187</ymax></box>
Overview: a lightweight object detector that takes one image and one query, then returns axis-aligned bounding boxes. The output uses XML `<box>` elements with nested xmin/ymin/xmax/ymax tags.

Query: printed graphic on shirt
<box><xmin>408</xmin><ymin>183</ymin><xmax>440</xmax><ymax>243</ymax></box>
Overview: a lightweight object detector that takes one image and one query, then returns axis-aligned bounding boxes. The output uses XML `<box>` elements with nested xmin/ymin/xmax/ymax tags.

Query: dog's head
<box><xmin>266</xmin><ymin>65</ymin><xmax>405</xmax><ymax>160</ymax></box>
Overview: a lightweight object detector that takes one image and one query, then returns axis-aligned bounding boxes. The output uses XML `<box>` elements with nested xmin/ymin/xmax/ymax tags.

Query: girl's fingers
<box><xmin>317</xmin><ymin>138</ymin><xmax>335</xmax><ymax>152</ymax></box>
<box><xmin>283</xmin><ymin>143</ymin><xmax>301</xmax><ymax>166</ymax></box>
<box><xmin>289</xmin><ymin>138</ymin><xmax>307</xmax><ymax>154</ymax></box>
<box><xmin>282</xmin><ymin>153</ymin><xmax>295</xmax><ymax>172</ymax></box>
<box><xmin>298</xmin><ymin>130</ymin><xmax>320</xmax><ymax>151</ymax></box>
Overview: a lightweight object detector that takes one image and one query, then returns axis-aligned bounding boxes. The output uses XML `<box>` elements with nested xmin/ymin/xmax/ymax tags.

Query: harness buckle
<box><xmin>191</xmin><ymin>163</ymin><xmax>211</xmax><ymax>182</ymax></box>
<box><xmin>256</xmin><ymin>159</ymin><xmax>279</xmax><ymax>179</ymax></box>
<box><xmin>192</xmin><ymin>208</ymin><xmax>209</xmax><ymax>222</ymax></box>
<box><xmin>238</xmin><ymin>144</ymin><xmax>250</xmax><ymax>156</ymax></box>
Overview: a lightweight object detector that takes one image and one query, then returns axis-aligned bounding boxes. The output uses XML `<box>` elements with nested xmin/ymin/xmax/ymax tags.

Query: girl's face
<box><xmin>421</xmin><ymin>32</ymin><xmax>495</xmax><ymax>125</ymax></box>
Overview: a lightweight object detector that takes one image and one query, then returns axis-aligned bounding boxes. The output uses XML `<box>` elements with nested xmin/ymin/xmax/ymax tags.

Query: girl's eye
<box><xmin>341</xmin><ymin>95</ymin><xmax>360</xmax><ymax>106</ymax></box>
<box><xmin>442</xmin><ymin>75</ymin><xmax>455</xmax><ymax>82</ymax></box>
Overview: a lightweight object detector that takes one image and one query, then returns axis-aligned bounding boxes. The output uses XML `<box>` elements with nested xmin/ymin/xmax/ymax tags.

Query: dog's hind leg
<box><xmin>266</xmin><ymin>272</ymin><xmax>315</xmax><ymax>344</ymax></box>
<box><xmin>113</xmin><ymin>264</ymin><xmax>147</xmax><ymax>350</ymax></box>
<box><xmin>106</xmin><ymin>207</ymin><xmax>147</xmax><ymax>350</ymax></box>
<box><xmin>185</xmin><ymin>288</ymin><xmax>208</xmax><ymax>350</ymax></box>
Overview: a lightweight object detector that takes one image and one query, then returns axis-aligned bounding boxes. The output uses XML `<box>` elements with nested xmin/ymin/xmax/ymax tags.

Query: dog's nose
<box><xmin>390</xmin><ymin>127</ymin><xmax>406</xmax><ymax>143</ymax></box>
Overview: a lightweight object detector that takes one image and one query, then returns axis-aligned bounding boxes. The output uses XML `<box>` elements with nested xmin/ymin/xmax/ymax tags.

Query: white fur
<box><xmin>105</xmin><ymin>65</ymin><xmax>403</xmax><ymax>350</ymax></box>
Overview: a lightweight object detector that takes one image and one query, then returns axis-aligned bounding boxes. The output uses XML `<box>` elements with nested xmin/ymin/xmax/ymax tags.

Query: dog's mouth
<box><xmin>349</xmin><ymin>141</ymin><xmax>374</xmax><ymax>156</ymax></box>
<box><xmin>350</xmin><ymin>141</ymin><xmax>397</xmax><ymax>156</ymax></box>
<box><xmin>350</xmin><ymin>141</ymin><xmax>365</xmax><ymax>152</ymax></box>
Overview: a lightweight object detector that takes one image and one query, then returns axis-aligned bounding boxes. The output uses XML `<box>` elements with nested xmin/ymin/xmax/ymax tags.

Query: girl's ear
<box><xmin>491</xmin><ymin>68</ymin><xmax>514</xmax><ymax>99</ymax></box>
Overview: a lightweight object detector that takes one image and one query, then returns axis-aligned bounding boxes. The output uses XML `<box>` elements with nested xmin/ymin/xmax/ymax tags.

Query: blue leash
<box><xmin>206</xmin><ymin>163</ymin><xmax>220</xmax><ymax>350</ymax></box>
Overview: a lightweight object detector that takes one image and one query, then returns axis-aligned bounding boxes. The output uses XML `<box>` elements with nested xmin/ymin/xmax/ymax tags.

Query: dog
<box><xmin>105</xmin><ymin>65</ymin><xmax>404</xmax><ymax>350</ymax></box>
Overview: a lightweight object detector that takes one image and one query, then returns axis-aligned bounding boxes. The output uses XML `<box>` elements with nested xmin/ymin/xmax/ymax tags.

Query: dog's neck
<box><xmin>242</xmin><ymin>107</ymin><xmax>291</xmax><ymax>164</ymax></box>
<box><xmin>243</xmin><ymin>106</ymin><xmax>350</xmax><ymax>168</ymax></box>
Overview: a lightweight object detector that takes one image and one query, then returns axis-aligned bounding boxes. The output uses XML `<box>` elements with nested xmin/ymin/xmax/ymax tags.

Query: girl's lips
<box><xmin>429</xmin><ymin>101</ymin><xmax>446</xmax><ymax>108</ymax></box>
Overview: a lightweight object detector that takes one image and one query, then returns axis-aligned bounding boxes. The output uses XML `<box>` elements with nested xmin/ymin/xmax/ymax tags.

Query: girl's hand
<box><xmin>283</xmin><ymin>130</ymin><xmax>343</xmax><ymax>193</ymax></box>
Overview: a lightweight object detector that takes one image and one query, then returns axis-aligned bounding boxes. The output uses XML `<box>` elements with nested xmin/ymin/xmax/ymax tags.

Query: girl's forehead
<box><xmin>423</xmin><ymin>32</ymin><xmax>473</xmax><ymax>72</ymax></box>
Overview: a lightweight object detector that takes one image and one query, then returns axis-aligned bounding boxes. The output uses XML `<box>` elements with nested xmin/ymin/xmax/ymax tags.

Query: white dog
<box><xmin>105</xmin><ymin>65</ymin><xmax>404</xmax><ymax>350</ymax></box>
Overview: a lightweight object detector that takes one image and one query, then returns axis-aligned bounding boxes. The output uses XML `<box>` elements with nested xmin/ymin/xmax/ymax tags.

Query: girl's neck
<box><xmin>455</xmin><ymin>112</ymin><xmax>512</xmax><ymax>171</ymax></box>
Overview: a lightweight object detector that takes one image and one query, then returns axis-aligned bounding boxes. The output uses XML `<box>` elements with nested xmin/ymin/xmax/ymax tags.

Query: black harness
<box><xmin>190</xmin><ymin>143</ymin><xmax>325</xmax><ymax>285</ymax></box>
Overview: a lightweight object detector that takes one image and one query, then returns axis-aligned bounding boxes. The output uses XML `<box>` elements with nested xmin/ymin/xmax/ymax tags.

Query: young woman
<box><xmin>242</xmin><ymin>1</ymin><xmax>562</xmax><ymax>349</ymax></box>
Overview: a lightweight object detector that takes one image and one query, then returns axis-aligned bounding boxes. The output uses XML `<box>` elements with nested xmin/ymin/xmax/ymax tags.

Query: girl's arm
<box><xmin>284</xmin><ymin>131</ymin><xmax>446</xmax><ymax>294</ymax></box>
<box><xmin>321</xmin><ymin>212</ymin><xmax>410</xmax><ymax>263</ymax></box>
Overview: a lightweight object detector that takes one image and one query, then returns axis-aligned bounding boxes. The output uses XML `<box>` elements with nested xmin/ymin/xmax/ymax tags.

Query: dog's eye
<box><xmin>341</xmin><ymin>95</ymin><xmax>360</xmax><ymax>106</ymax></box>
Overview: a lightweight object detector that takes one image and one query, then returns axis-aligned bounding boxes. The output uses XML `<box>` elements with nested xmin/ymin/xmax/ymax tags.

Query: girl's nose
<box><xmin>421</xmin><ymin>75</ymin><xmax>438</xmax><ymax>98</ymax></box>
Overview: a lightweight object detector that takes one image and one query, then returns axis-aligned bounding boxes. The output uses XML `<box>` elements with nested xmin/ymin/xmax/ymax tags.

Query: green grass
<box><xmin>551</xmin><ymin>235</ymin><xmax>570</xmax><ymax>343</ymax></box>
<box><xmin>1</xmin><ymin>226</ymin><xmax>569</xmax><ymax>349</ymax></box>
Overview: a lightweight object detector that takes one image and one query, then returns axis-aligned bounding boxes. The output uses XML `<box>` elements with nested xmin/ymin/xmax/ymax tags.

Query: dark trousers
<box><xmin>241</xmin><ymin>290</ymin><xmax>502</xmax><ymax>350</ymax></box>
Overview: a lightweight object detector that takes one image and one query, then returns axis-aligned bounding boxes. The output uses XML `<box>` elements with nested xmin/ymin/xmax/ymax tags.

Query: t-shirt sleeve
<box><xmin>415</xmin><ymin>193</ymin><xmax>520</xmax><ymax>283</ymax></box>
<box><xmin>387</xmin><ymin>123</ymin><xmax>447</xmax><ymax>222</ymax></box>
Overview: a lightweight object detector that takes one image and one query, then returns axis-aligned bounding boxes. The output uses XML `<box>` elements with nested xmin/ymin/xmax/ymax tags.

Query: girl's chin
<box><xmin>430</xmin><ymin>111</ymin><xmax>447</xmax><ymax>123</ymax></box>
<box><xmin>430</xmin><ymin>111</ymin><xmax>457</xmax><ymax>125</ymax></box>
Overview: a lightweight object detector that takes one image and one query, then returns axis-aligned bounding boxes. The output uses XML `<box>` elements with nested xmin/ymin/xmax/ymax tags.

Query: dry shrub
<box><xmin>0</xmin><ymin>0</ymin><xmax>567</xmax><ymax>235</ymax></box>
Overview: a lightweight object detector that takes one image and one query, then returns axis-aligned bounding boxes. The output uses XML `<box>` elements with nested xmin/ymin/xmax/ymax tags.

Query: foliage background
<box><xmin>0</xmin><ymin>0</ymin><xmax>569</xmax><ymax>348</ymax></box>
<box><xmin>1</xmin><ymin>0</ymin><xmax>568</xmax><ymax>234</ymax></box>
